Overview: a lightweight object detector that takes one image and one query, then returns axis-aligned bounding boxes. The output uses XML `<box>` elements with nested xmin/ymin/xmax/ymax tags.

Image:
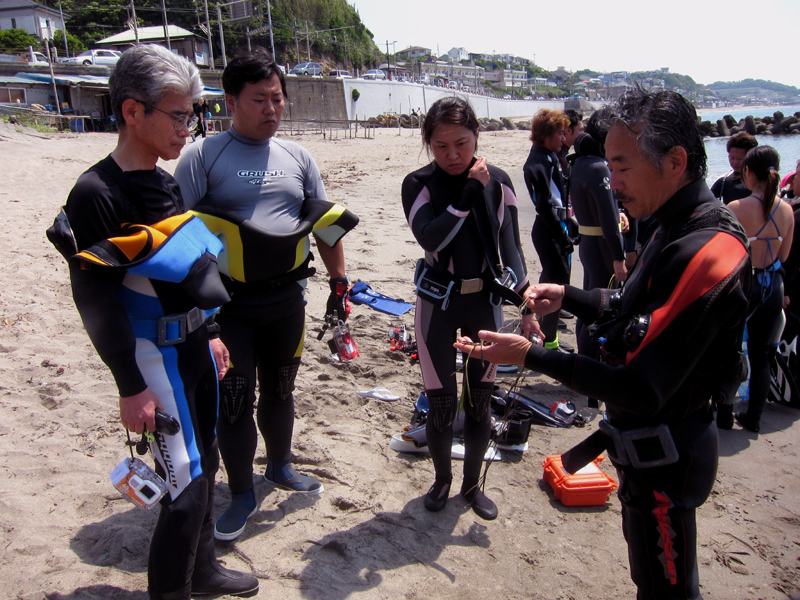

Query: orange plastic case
<box><xmin>542</xmin><ymin>454</ymin><xmax>618</xmax><ymax>507</ymax></box>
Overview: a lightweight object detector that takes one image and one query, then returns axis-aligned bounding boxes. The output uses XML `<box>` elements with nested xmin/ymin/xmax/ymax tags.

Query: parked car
<box><xmin>60</xmin><ymin>49</ymin><xmax>122</xmax><ymax>66</ymax></box>
<box><xmin>361</xmin><ymin>69</ymin><xmax>386</xmax><ymax>80</ymax></box>
<box><xmin>0</xmin><ymin>52</ymin><xmax>47</xmax><ymax>63</ymax></box>
<box><xmin>328</xmin><ymin>69</ymin><xmax>352</xmax><ymax>78</ymax></box>
<box><xmin>289</xmin><ymin>62</ymin><xmax>321</xmax><ymax>76</ymax></box>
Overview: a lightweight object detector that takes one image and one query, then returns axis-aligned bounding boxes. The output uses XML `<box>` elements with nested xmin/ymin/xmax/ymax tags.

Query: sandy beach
<box><xmin>1</xmin><ymin>121</ymin><xmax>799</xmax><ymax>600</ymax></box>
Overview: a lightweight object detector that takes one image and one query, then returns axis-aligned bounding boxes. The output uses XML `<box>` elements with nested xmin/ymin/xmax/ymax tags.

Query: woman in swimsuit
<box><xmin>729</xmin><ymin>145</ymin><xmax>795</xmax><ymax>432</ymax></box>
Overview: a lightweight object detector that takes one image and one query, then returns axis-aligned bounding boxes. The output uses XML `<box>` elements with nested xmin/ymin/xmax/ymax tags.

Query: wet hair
<box><xmin>584</xmin><ymin>107</ymin><xmax>611</xmax><ymax>145</ymax></box>
<box><xmin>109</xmin><ymin>44</ymin><xmax>202</xmax><ymax>127</ymax></box>
<box><xmin>601</xmin><ymin>87</ymin><xmax>707</xmax><ymax>181</ymax></box>
<box><xmin>421</xmin><ymin>96</ymin><xmax>479</xmax><ymax>148</ymax></box>
<box><xmin>222</xmin><ymin>47</ymin><xmax>287</xmax><ymax>99</ymax></box>
<box><xmin>743</xmin><ymin>145</ymin><xmax>781</xmax><ymax>219</ymax></box>
<box><xmin>530</xmin><ymin>108</ymin><xmax>570</xmax><ymax>146</ymax></box>
<box><xmin>727</xmin><ymin>131</ymin><xmax>758</xmax><ymax>153</ymax></box>
<box><xmin>565</xmin><ymin>108</ymin><xmax>583</xmax><ymax>131</ymax></box>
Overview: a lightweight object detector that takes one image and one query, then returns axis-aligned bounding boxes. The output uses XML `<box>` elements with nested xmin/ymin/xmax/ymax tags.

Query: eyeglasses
<box><xmin>145</xmin><ymin>103</ymin><xmax>199</xmax><ymax>131</ymax></box>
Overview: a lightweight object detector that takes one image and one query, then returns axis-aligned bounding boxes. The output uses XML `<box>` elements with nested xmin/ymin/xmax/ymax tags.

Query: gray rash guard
<box><xmin>174</xmin><ymin>127</ymin><xmax>327</xmax><ymax>232</ymax></box>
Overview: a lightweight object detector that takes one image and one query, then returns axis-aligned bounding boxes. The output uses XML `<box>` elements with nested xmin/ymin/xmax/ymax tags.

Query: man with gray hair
<box><xmin>59</xmin><ymin>44</ymin><xmax>258</xmax><ymax>599</ymax></box>
<box><xmin>455</xmin><ymin>88</ymin><xmax>751</xmax><ymax>599</ymax></box>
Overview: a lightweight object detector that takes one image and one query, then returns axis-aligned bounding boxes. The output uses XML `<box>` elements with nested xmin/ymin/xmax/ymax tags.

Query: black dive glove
<box><xmin>325</xmin><ymin>275</ymin><xmax>351</xmax><ymax>323</ymax></box>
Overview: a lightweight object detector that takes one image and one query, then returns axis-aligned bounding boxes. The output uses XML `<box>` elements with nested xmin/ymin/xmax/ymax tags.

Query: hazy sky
<box><xmin>351</xmin><ymin>0</ymin><xmax>800</xmax><ymax>89</ymax></box>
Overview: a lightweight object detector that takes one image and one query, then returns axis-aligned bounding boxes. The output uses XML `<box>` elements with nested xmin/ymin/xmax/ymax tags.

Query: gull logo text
<box><xmin>238</xmin><ymin>169</ymin><xmax>286</xmax><ymax>185</ymax></box>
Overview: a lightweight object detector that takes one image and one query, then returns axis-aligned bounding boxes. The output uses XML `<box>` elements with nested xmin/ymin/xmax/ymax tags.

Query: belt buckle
<box><xmin>621</xmin><ymin>423</ymin><xmax>679</xmax><ymax>469</ymax></box>
<box><xmin>158</xmin><ymin>313</ymin><xmax>187</xmax><ymax>346</ymax></box>
<box><xmin>460</xmin><ymin>278</ymin><xmax>483</xmax><ymax>294</ymax></box>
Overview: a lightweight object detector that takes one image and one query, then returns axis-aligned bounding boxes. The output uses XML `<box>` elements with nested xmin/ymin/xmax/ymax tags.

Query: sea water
<box><xmin>702</xmin><ymin>105</ymin><xmax>800</xmax><ymax>185</ymax></box>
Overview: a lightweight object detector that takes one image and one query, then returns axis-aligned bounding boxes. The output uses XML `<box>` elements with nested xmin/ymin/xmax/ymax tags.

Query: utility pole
<box><xmin>217</xmin><ymin>3</ymin><xmax>227</xmax><ymax>67</ymax></box>
<box><xmin>266</xmin><ymin>0</ymin><xmax>275</xmax><ymax>59</ymax></box>
<box><xmin>161</xmin><ymin>0</ymin><xmax>171</xmax><ymax>50</ymax></box>
<box><xmin>203</xmin><ymin>0</ymin><xmax>214</xmax><ymax>69</ymax></box>
<box><xmin>305</xmin><ymin>21</ymin><xmax>310</xmax><ymax>61</ymax></box>
<box><xmin>42</xmin><ymin>42</ymin><xmax>60</xmax><ymax>115</ymax></box>
<box><xmin>294</xmin><ymin>17</ymin><xmax>299</xmax><ymax>65</ymax></box>
<box><xmin>58</xmin><ymin>1</ymin><xmax>69</xmax><ymax>57</ymax></box>
<box><xmin>131</xmin><ymin>0</ymin><xmax>139</xmax><ymax>44</ymax></box>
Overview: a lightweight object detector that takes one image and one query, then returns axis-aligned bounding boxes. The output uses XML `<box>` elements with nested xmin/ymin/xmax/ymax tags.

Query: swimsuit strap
<box><xmin>749</xmin><ymin>195</ymin><xmax>783</xmax><ymax>242</ymax></box>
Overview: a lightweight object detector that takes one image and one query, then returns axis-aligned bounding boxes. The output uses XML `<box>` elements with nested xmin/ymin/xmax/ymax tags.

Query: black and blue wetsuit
<box><xmin>402</xmin><ymin>160</ymin><xmax>529</xmax><ymax>499</ymax></box>
<box><xmin>64</xmin><ymin>156</ymin><xmax>226</xmax><ymax>595</ymax></box>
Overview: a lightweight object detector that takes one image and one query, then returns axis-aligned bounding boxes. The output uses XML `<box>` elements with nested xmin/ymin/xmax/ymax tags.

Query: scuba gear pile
<box><xmin>388</xmin><ymin>324</ymin><xmax>418</xmax><ymax>361</ymax></box>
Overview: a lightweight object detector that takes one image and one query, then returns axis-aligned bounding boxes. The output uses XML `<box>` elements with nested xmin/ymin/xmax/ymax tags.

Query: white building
<box><xmin>485</xmin><ymin>69</ymin><xmax>527</xmax><ymax>90</ymax></box>
<box><xmin>446</xmin><ymin>47</ymin><xmax>469</xmax><ymax>62</ymax></box>
<box><xmin>0</xmin><ymin>0</ymin><xmax>68</xmax><ymax>40</ymax></box>
<box><xmin>396</xmin><ymin>46</ymin><xmax>430</xmax><ymax>61</ymax></box>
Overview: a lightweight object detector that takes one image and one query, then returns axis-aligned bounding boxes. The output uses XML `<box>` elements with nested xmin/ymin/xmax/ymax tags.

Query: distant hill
<box><xmin>45</xmin><ymin>0</ymin><xmax>382</xmax><ymax>70</ymax></box>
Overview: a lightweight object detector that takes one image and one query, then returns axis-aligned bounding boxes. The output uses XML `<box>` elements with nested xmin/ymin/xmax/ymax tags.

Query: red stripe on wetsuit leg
<box><xmin>628</xmin><ymin>233</ymin><xmax>746</xmax><ymax>363</ymax></box>
<box><xmin>652</xmin><ymin>490</ymin><xmax>678</xmax><ymax>585</ymax></box>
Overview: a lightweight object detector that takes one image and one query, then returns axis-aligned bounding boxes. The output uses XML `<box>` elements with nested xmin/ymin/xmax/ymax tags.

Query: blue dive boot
<box><xmin>214</xmin><ymin>487</ymin><xmax>257</xmax><ymax>541</ymax></box>
<box><xmin>265</xmin><ymin>460</ymin><xmax>324</xmax><ymax>494</ymax></box>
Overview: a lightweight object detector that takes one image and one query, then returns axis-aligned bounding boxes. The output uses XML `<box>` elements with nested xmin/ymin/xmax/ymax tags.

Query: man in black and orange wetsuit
<box><xmin>456</xmin><ymin>89</ymin><xmax>751</xmax><ymax>600</ymax></box>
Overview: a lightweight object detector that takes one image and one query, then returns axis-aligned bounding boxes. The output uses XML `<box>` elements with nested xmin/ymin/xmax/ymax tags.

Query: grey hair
<box><xmin>109</xmin><ymin>44</ymin><xmax>202</xmax><ymax>126</ymax></box>
<box><xmin>600</xmin><ymin>87</ymin><xmax>707</xmax><ymax>181</ymax></box>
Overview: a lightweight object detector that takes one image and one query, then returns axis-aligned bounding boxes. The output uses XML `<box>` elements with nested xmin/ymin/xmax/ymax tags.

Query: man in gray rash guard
<box><xmin>174</xmin><ymin>48</ymin><xmax>355</xmax><ymax>541</ymax></box>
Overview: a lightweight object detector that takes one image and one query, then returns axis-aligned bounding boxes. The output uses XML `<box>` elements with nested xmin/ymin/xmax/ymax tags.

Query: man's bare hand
<box><xmin>454</xmin><ymin>330</ymin><xmax>531</xmax><ymax>367</ymax></box>
<box><xmin>524</xmin><ymin>284</ymin><xmax>565</xmax><ymax>317</ymax></box>
<box><xmin>210</xmin><ymin>338</ymin><xmax>230</xmax><ymax>380</ymax></box>
<box><xmin>120</xmin><ymin>388</ymin><xmax>164</xmax><ymax>434</ymax></box>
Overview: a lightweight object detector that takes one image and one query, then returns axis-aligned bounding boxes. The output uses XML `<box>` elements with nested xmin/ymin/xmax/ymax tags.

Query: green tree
<box><xmin>0</xmin><ymin>29</ymin><xmax>39</xmax><ymax>54</ymax></box>
<box><xmin>52</xmin><ymin>29</ymin><xmax>85</xmax><ymax>55</ymax></box>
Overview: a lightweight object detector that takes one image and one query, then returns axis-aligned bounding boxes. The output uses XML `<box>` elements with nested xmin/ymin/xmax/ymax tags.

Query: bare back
<box><xmin>729</xmin><ymin>194</ymin><xmax>795</xmax><ymax>269</ymax></box>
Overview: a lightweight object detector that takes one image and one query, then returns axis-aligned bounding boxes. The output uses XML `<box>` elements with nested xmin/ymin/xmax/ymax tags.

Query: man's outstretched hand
<box><xmin>454</xmin><ymin>330</ymin><xmax>532</xmax><ymax>367</ymax></box>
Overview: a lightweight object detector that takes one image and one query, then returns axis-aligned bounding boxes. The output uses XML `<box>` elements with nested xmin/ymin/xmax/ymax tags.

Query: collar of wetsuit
<box><xmin>653</xmin><ymin>179</ymin><xmax>715</xmax><ymax>228</ymax></box>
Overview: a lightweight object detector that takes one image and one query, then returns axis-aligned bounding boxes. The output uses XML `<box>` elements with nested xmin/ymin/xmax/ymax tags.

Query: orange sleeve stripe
<box><xmin>627</xmin><ymin>232</ymin><xmax>746</xmax><ymax>363</ymax></box>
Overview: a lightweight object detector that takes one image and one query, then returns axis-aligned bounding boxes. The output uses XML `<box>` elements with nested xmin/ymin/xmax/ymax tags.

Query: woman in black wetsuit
<box><xmin>729</xmin><ymin>146</ymin><xmax>795</xmax><ymax>432</ymax></box>
<box><xmin>523</xmin><ymin>109</ymin><xmax>574</xmax><ymax>351</ymax></box>
<box><xmin>401</xmin><ymin>97</ymin><xmax>536</xmax><ymax>520</ymax></box>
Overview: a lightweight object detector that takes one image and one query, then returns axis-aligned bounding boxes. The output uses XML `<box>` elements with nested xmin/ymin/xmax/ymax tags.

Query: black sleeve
<box><xmin>525</xmin><ymin>229</ymin><xmax>749</xmax><ymax>417</ymax></box>
<box><xmin>402</xmin><ymin>167</ymin><xmax>483</xmax><ymax>253</ymax></box>
<box><xmin>64</xmin><ymin>169</ymin><xmax>146</xmax><ymax>397</ymax></box>
<box><xmin>69</xmin><ymin>261</ymin><xmax>146</xmax><ymax>396</ymax></box>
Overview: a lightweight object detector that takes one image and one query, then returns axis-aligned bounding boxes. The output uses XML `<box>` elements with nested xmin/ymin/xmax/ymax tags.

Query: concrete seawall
<box><xmin>340</xmin><ymin>78</ymin><xmax>570</xmax><ymax>120</ymax></box>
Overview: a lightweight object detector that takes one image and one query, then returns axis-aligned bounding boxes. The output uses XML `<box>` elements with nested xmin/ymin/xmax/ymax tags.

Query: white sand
<box><xmin>0</xmin><ymin>121</ymin><xmax>798</xmax><ymax>599</ymax></box>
